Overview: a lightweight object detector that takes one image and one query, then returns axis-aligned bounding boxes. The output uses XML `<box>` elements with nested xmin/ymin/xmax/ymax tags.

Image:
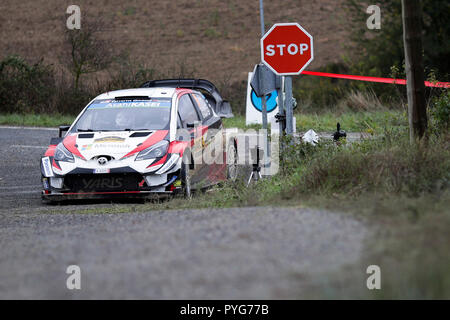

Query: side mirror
<box><xmin>186</xmin><ymin>122</ymin><xmax>195</xmax><ymax>128</ymax></box>
<box><xmin>59</xmin><ymin>125</ymin><xmax>70</xmax><ymax>138</ymax></box>
<box><xmin>217</xmin><ymin>101</ymin><xmax>234</xmax><ymax>118</ymax></box>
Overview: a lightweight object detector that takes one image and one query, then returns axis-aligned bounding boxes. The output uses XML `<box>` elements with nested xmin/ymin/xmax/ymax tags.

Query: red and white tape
<box><xmin>302</xmin><ymin>70</ymin><xmax>450</xmax><ymax>88</ymax></box>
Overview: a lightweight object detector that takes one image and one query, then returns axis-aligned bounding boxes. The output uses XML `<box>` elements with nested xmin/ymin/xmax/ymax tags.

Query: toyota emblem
<box><xmin>97</xmin><ymin>157</ymin><xmax>108</xmax><ymax>165</ymax></box>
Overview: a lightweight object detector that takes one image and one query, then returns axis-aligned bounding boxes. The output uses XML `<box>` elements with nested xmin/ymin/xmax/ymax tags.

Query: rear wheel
<box><xmin>181</xmin><ymin>153</ymin><xmax>192</xmax><ymax>199</ymax></box>
<box><xmin>227</xmin><ymin>142</ymin><xmax>239</xmax><ymax>181</ymax></box>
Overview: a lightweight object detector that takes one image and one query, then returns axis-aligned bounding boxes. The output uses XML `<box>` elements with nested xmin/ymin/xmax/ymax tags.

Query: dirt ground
<box><xmin>0</xmin><ymin>0</ymin><xmax>349</xmax><ymax>85</ymax></box>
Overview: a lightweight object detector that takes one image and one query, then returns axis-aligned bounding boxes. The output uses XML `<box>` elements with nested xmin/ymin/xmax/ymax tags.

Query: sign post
<box><xmin>276</xmin><ymin>76</ymin><xmax>285</xmax><ymax>135</ymax></box>
<box><xmin>284</xmin><ymin>76</ymin><xmax>294</xmax><ymax>135</ymax></box>
<box><xmin>250</xmin><ymin>63</ymin><xmax>280</xmax><ymax>172</ymax></box>
<box><xmin>261</xmin><ymin>22</ymin><xmax>314</xmax><ymax>136</ymax></box>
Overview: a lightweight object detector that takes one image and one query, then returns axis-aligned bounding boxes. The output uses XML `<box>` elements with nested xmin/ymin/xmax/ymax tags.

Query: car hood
<box><xmin>62</xmin><ymin>130</ymin><xmax>169</xmax><ymax>161</ymax></box>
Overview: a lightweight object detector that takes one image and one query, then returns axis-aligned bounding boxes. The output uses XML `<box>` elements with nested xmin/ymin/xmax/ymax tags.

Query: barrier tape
<box><xmin>302</xmin><ymin>70</ymin><xmax>450</xmax><ymax>88</ymax></box>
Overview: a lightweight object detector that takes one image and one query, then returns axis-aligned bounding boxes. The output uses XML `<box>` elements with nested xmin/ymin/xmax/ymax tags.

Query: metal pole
<box><xmin>277</xmin><ymin>76</ymin><xmax>285</xmax><ymax>135</ymax></box>
<box><xmin>285</xmin><ymin>76</ymin><xmax>294</xmax><ymax>135</ymax></box>
<box><xmin>259</xmin><ymin>1</ymin><xmax>269</xmax><ymax>171</ymax></box>
<box><xmin>261</xmin><ymin>94</ymin><xmax>268</xmax><ymax>129</ymax></box>
<box><xmin>259</xmin><ymin>0</ymin><xmax>265</xmax><ymax>37</ymax></box>
<box><xmin>259</xmin><ymin>1</ymin><xmax>267</xmax><ymax>130</ymax></box>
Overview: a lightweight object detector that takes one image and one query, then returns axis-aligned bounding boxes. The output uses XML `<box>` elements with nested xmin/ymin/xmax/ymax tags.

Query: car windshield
<box><xmin>70</xmin><ymin>98</ymin><xmax>172</xmax><ymax>132</ymax></box>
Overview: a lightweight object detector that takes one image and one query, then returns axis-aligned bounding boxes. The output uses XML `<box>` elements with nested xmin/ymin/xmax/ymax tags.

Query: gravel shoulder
<box><xmin>0</xmin><ymin>206</ymin><xmax>368</xmax><ymax>299</ymax></box>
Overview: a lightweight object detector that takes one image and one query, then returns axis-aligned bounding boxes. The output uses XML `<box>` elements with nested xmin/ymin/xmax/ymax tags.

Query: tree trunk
<box><xmin>402</xmin><ymin>0</ymin><xmax>428</xmax><ymax>143</ymax></box>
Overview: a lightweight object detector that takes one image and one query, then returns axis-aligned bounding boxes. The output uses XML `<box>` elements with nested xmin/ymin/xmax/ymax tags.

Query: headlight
<box><xmin>54</xmin><ymin>143</ymin><xmax>74</xmax><ymax>163</ymax></box>
<box><xmin>135</xmin><ymin>140</ymin><xmax>169</xmax><ymax>161</ymax></box>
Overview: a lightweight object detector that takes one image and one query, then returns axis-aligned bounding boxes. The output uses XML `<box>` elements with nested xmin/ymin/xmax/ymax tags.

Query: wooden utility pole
<box><xmin>402</xmin><ymin>0</ymin><xmax>428</xmax><ymax>143</ymax></box>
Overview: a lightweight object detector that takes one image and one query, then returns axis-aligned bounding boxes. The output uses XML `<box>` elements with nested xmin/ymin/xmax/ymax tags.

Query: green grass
<box><xmin>0</xmin><ymin>113</ymin><xmax>74</xmax><ymax>127</ymax></box>
<box><xmin>223</xmin><ymin>110</ymin><xmax>407</xmax><ymax>134</ymax></box>
<box><xmin>296</xmin><ymin>110</ymin><xmax>407</xmax><ymax>133</ymax></box>
<box><xmin>1</xmin><ymin>110</ymin><xmax>407</xmax><ymax>134</ymax></box>
<box><xmin>296</xmin><ymin>192</ymin><xmax>450</xmax><ymax>299</ymax></box>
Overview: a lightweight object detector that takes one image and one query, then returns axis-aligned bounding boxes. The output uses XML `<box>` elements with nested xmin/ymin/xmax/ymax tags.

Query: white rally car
<box><xmin>40</xmin><ymin>79</ymin><xmax>237</xmax><ymax>202</ymax></box>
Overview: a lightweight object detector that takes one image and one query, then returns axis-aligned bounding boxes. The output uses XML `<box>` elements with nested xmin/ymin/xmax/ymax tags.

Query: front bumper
<box><xmin>41</xmin><ymin>153</ymin><xmax>183</xmax><ymax>200</ymax></box>
<box><xmin>41</xmin><ymin>189</ymin><xmax>180</xmax><ymax>201</ymax></box>
<box><xmin>41</xmin><ymin>171</ymin><xmax>182</xmax><ymax>200</ymax></box>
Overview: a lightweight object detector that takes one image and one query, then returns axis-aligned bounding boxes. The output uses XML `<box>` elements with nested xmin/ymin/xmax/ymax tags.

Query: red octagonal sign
<box><xmin>261</xmin><ymin>23</ymin><xmax>314</xmax><ymax>76</ymax></box>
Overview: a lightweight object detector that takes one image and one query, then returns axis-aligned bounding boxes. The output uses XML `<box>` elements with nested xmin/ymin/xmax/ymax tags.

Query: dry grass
<box><xmin>0</xmin><ymin>0</ymin><xmax>349</xmax><ymax>87</ymax></box>
<box><xmin>337</xmin><ymin>90</ymin><xmax>387</xmax><ymax>112</ymax></box>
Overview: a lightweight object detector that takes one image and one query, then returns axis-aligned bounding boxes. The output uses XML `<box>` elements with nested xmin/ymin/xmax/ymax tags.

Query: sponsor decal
<box><xmin>94</xmin><ymin>136</ymin><xmax>126</xmax><ymax>143</ymax></box>
<box><xmin>82</xmin><ymin>177</ymin><xmax>123</xmax><ymax>189</ymax></box>
<box><xmin>173</xmin><ymin>179</ymin><xmax>182</xmax><ymax>187</ymax></box>
<box><xmin>88</xmin><ymin>99</ymin><xmax>171</xmax><ymax>109</ymax></box>
<box><xmin>93</xmin><ymin>143</ymin><xmax>131</xmax><ymax>149</ymax></box>
<box><xmin>41</xmin><ymin>157</ymin><xmax>54</xmax><ymax>177</ymax></box>
<box><xmin>42</xmin><ymin>178</ymin><xmax>50</xmax><ymax>190</ymax></box>
<box><xmin>81</xmin><ymin>144</ymin><xmax>92</xmax><ymax>151</ymax></box>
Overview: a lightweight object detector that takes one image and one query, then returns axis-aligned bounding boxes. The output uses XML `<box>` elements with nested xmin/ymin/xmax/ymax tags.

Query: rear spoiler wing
<box><xmin>140</xmin><ymin>79</ymin><xmax>234</xmax><ymax>118</ymax></box>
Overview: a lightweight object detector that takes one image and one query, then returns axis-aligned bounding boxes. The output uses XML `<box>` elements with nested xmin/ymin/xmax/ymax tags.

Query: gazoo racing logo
<box><xmin>93</xmin><ymin>136</ymin><xmax>126</xmax><ymax>143</ymax></box>
<box><xmin>81</xmin><ymin>177</ymin><xmax>123</xmax><ymax>190</ymax></box>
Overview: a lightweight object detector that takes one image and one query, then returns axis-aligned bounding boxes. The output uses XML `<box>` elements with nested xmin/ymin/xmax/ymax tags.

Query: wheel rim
<box><xmin>227</xmin><ymin>144</ymin><xmax>238</xmax><ymax>180</ymax></box>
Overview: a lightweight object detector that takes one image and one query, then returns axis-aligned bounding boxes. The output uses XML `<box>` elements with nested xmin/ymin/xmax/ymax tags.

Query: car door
<box><xmin>176</xmin><ymin>94</ymin><xmax>204</xmax><ymax>186</ymax></box>
<box><xmin>190</xmin><ymin>93</ymin><xmax>227</xmax><ymax>185</ymax></box>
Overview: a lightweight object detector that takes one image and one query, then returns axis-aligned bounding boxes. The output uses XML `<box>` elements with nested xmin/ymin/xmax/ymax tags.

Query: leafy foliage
<box><xmin>430</xmin><ymin>90</ymin><xmax>450</xmax><ymax>131</ymax></box>
<box><xmin>0</xmin><ymin>55</ymin><xmax>55</xmax><ymax>114</ymax></box>
<box><xmin>62</xmin><ymin>18</ymin><xmax>115</xmax><ymax>89</ymax></box>
<box><xmin>344</xmin><ymin>0</ymin><xmax>450</xmax><ymax>80</ymax></box>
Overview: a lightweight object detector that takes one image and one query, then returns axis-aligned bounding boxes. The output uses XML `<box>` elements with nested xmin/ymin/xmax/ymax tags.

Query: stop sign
<box><xmin>261</xmin><ymin>23</ymin><xmax>314</xmax><ymax>76</ymax></box>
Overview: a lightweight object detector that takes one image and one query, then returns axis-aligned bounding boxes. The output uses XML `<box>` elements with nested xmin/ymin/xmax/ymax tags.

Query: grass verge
<box><xmin>0</xmin><ymin>110</ymin><xmax>407</xmax><ymax>134</ymax></box>
<box><xmin>223</xmin><ymin>110</ymin><xmax>407</xmax><ymax>134</ymax></box>
<box><xmin>0</xmin><ymin>113</ymin><xmax>74</xmax><ymax>127</ymax></box>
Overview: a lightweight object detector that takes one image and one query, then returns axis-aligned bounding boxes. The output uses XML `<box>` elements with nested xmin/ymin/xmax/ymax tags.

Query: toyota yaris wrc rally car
<box><xmin>40</xmin><ymin>79</ymin><xmax>237</xmax><ymax>202</ymax></box>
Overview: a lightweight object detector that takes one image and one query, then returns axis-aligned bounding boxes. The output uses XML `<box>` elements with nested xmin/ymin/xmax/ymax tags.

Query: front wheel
<box><xmin>181</xmin><ymin>154</ymin><xmax>192</xmax><ymax>199</ymax></box>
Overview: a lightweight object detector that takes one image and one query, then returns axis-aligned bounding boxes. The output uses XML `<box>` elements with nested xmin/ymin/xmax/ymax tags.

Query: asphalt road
<box><xmin>0</xmin><ymin>126</ymin><xmax>369</xmax><ymax>299</ymax></box>
<box><xmin>0</xmin><ymin>126</ymin><xmax>54</xmax><ymax>210</ymax></box>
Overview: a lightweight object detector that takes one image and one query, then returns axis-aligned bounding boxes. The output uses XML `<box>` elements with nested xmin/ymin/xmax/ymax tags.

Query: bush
<box><xmin>430</xmin><ymin>90</ymin><xmax>450</xmax><ymax>131</ymax></box>
<box><xmin>344</xmin><ymin>0</ymin><xmax>450</xmax><ymax>81</ymax></box>
<box><xmin>0</xmin><ymin>54</ymin><xmax>201</xmax><ymax>116</ymax></box>
<box><xmin>292</xmin><ymin>63</ymin><xmax>404</xmax><ymax>113</ymax></box>
<box><xmin>281</xmin><ymin>129</ymin><xmax>450</xmax><ymax>198</ymax></box>
<box><xmin>0</xmin><ymin>55</ymin><xmax>55</xmax><ymax>114</ymax></box>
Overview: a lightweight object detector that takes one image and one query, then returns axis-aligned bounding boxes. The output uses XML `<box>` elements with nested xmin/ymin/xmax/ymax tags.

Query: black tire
<box><xmin>226</xmin><ymin>142</ymin><xmax>239</xmax><ymax>181</ymax></box>
<box><xmin>181</xmin><ymin>153</ymin><xmax>192</xmax><ymax>199</ymax></box>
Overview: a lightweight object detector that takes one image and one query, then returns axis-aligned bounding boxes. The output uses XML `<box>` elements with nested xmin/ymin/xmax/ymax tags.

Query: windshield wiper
<box><xmin>77</xmin><ymin>129</ymin><xmax>93</xmax><ymax>132</ymax></box>
<box><xmin>122</xmin><ymin>128</ymin><xmax>151</xmax><ymax>131</ymax></box>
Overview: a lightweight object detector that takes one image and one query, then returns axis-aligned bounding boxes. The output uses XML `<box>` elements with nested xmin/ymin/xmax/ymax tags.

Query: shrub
<box><xmin>429</xmin><ymin>90</ymin><xmax>450</xmax><ymax>131</ymax></box>
<box><xmin>0</xmin><ymin>55</ymin><xmax>55</xmax><ymax>114</ymax></box>
<box><xmin>344</xmin><ymin>0</ymin><xmax>450</xmax><ymax>81</ymax></box>
<box><xmin>281</xmin><ymin>129</ymin><xmax>450</xmax><ymax>198</ymax></box>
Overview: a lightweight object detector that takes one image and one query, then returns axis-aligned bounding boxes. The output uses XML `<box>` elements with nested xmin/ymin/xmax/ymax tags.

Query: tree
<box><xmin>344</xmin><ymin>0</ymin><xmax>450</xmax><ymax>80</ymax></box>
<box><xmin>402</xmin><ymin>0</ymin><xmax>427</xmax><ymax>142</ymax></box>
<box><xmin>62</xmin><ymin>18</ymin><xmax>114</xmax><ymax>90</ymax></box>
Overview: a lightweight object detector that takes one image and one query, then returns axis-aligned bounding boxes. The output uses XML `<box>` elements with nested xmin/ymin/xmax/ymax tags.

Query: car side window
<box><xmin>178</xmin><ymin>94</ymin><xmax>200</xmax><ymax>126</ymax></box>
<box><xmin>191</xmin><ymin>93</ymin><xmax>212</xmax><ymax>119</ymax></box>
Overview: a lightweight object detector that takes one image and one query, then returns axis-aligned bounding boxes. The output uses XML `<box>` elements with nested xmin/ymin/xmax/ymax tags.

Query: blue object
<box><xmin>251</xmin><ymin>89</ymin><xmax>278</xmax><ymax>113</ymax></box>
